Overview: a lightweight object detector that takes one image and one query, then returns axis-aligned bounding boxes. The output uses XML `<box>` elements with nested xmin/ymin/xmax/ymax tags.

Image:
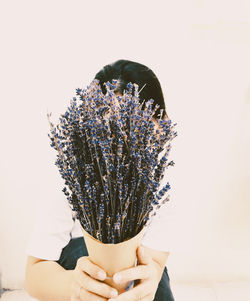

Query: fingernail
<box><xmin>140</xmin><ymin>246</ymin><xmax>144</xmax><ymax>255</ymax></box>
<box><xmin>113</xmin><ymin>273</ymin><xmax>122</xmax><ymax>283</ymax></box>
<box><xmin>110</xmin><ymin>289</ymin><xmax>118</xmax><ymax>297</ymax></box>
<box><xmin>98</xmin><ymin>271</ymin><xmax>106</xmax><ymax>280</ymax></box>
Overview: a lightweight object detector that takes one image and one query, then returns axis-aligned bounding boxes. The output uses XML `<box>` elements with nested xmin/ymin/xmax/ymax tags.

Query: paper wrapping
<box><xmin>81</xmin><ymin>225</ymin><xmax>145</xmax><ymax>293</ymax></box>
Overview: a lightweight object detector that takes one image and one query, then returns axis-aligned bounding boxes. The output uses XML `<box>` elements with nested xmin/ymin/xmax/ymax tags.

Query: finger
<box><xmin>69</xmin><ymin>280</ymin><xmax>81</xmax><ymax>300</ymax></box>
<box><xmin>80</xmin><ymin>288</ymin><xmax>108</xmax><ymax>301</ymax></box>
<box><xmin>140</xmin><ymin>293</ymin><xmax>154</xmax><ymax>301</ymax></box>
<box><xmin>76</xmin><ymin>269</ymin><xmax>118</xmax><ymax>299</ymax></box>
<box><xmin>137</xmin><ymin>246</ymin><xmax>152</xmax><ymax>266</ymax></box>
<box><xmin>113</xmin><ymin>265</ymin><xmax>150</xmax><ymax>284</ymax></box>
<box><xmin>108</xmin><ymin>281</ymin><xmax>151</xmax><ymax>301</ymax></box>
<box><xmin>70</xmin><ymin>296</ymin><xmax>80</xmax><ymax>301</ymax></box>
<box><xmin>77</xmin><ymin>256</ymin><xmax>107</xmax><ymax>281</ymax></box>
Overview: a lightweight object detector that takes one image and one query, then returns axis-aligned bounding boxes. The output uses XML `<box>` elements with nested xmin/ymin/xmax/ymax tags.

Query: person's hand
<box><xmin>107</xmin><ymin>246</ymin><xmax>162</xmax><ymax>301</ymax></box>
<box><xmin>69</xmin><ymin>256</ymin><xmax>119</xmax><ymax>300</ymax></box>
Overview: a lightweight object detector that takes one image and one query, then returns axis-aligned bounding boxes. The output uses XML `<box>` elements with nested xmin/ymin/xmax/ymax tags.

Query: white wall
<box><xmin>0</xmin><ymin>0</ymin><xmax>249</xmax><ymax>288</ymax></box>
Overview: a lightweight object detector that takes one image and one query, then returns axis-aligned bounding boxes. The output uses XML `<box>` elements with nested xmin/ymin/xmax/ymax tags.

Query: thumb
<box><xmin>137</xmin><ymin>245</ymin><xmax>151</xmax><ymax>265</ymax></box>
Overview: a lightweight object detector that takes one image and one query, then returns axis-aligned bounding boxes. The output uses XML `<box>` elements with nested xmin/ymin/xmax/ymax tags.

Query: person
<box><xmin>25</xmin><ymin>59</ymin><xmax>176</xmax><ymax>301</ymax></box>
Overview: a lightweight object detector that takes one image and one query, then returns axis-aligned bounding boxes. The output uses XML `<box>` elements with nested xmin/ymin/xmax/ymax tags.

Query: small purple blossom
<box><xmin>47</xmin><ymin>79</ymin><xmax>178</xmax><ymax>243</ymax></box>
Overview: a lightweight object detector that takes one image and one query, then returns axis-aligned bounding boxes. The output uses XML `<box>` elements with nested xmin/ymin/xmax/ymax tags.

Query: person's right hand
<box><xmin>69</xmin><ymin>256</ymin><xmax>119</xmax><ymax>300</ymax></box>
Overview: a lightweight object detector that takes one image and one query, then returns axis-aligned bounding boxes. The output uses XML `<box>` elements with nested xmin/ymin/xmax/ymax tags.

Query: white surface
<box><xmin>0</xmin><ymin>290</ymin><xmax>37</xmax><ymax>301</ymax></box>
<box><xmin>2</xmin><ymin>282</ymin><xmax>250</xmax><ymax>301</ymax></box>
<box><xmin>171</xmin><ymin>281</ymin><xmax>250</xmax><ymax>301</ymax></box>
<box><xmin>0</xmin><ymin>0</ymin><xmax>250</xmax><ymax>292</ymax></box>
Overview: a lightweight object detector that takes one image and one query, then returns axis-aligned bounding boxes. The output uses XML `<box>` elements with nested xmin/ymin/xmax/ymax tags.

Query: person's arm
<box><xmin>144</xmin><ymin>246</ymin><xmax>170</xmax><ymax>283</ymax></box>
<box><xmin>25</xmin><ymin>255</ymin><xmax>74</xmax><ymax>301</ymax></box>
<box><xmin>25</xmin><ymin>255</ymin><xmax>118</xmax><ymax>301</ymax></box>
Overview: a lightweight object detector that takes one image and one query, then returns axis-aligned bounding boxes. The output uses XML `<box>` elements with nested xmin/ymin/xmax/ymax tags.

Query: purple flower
<box><xmin>47</xmin><ymin>78</ymin><xmax>178</xmax><ymax>243</ymax></box>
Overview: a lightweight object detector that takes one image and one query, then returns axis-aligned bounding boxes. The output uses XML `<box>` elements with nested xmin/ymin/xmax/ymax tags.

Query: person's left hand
<box><xmin>107</xmin><ymin>246</ymin><xmax>162</xmax><ymax>301</ymax></box>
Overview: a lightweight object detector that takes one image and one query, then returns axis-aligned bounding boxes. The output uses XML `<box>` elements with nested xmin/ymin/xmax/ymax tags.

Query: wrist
<box><xmin>64</xmin><ymin>270</ymin><xmax>75</xmax><ymax>300</ymax></box>
<box><xmin>152</xmin><ymin>259</ymin><xmax>164</xmax><ymax>284</ymax></box>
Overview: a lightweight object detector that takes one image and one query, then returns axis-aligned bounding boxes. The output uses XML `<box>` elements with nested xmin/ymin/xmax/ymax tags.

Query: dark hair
<box><xmin>94</xmin><ymin>59</ymin><xmax>168</xmax><ymax>119</ymax></box>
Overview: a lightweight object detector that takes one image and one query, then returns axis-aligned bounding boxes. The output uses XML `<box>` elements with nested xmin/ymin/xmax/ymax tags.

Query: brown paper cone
<box><xmin>81</xmin><ymin>225</ymin><xmax>145</xmax><ymax>293</ymax></box>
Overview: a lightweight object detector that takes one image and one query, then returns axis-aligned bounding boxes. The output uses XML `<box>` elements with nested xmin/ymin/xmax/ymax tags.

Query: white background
<box><xmin>0</xmin><ymin>0</ymin><xmax>249</xmax><ymax>289</ymax></box>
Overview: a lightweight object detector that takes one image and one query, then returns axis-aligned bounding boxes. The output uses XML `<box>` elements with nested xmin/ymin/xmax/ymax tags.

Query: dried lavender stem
<box><xmin>48</xmin><ymin>115</ymin><xmax>93</xmax><ymax>234</ymax></box>
<box><xmin>48</xmin><ymin>79</ymin><xmax>177</xmax><ymax>243</ymax></box>
<box><xmin>87</xmin><ymin>131</ymin><xmax>110</xmax><ymax>211</ymax></box>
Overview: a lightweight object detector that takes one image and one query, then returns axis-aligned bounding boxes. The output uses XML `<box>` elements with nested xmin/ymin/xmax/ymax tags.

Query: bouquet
<box><xmin>47</xmin><ymin>78</ymin><xmax>177</xmax><ymax>242</ymax></box>
<box><xmin>47</xmin><ymin>78</ymin><xmax>177</xmax><ymax>291</ymax></box>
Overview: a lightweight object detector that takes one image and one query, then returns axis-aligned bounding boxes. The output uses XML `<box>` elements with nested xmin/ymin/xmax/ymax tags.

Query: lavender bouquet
<box><xmin>47</xmin><ymin>79</ymin><xmax>177</xmax><ymax>244</ymax></box>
